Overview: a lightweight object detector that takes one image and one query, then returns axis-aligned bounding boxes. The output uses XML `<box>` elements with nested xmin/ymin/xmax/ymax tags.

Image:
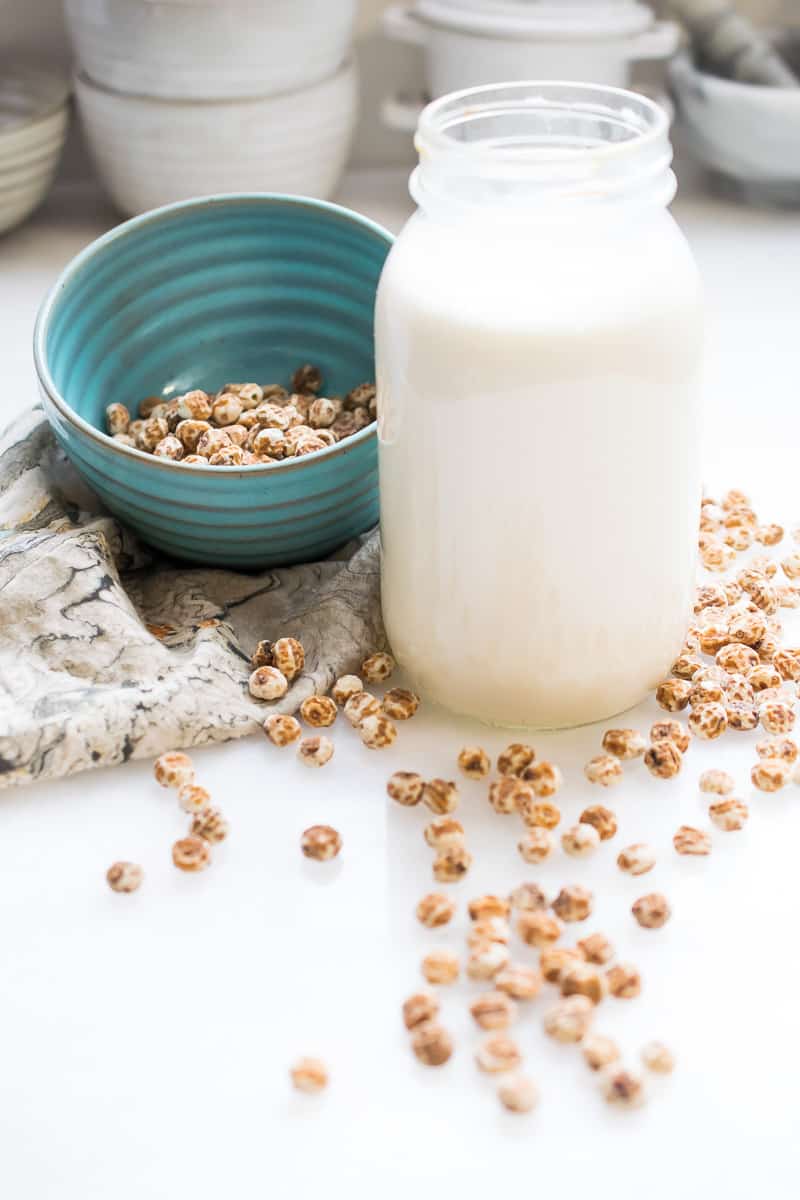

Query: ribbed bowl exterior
<box><xmin>34</xmin><ymin>194</ymin><xmax>392</xmax><ymax>568</ymax></box>
<box><xmin>0</xmin><ymin>105</ymin><xmax>69</xmax><ymax>234</ymax></box>
<box><xmin>64</xmin><ymin>0</ymin><xmax>357</xmax><ymax>101</ymax></box>
<box><xmin>74</xmin><ymin>61</ymin><xmax>357</xmax><ymax>217</ymax></box>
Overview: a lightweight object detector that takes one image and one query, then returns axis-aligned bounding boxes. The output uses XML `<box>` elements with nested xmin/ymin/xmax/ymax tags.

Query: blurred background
<box><xmin>2</xmin><ymin>0</ymin><xmax>799</xmax><ymax>187</ymax></box>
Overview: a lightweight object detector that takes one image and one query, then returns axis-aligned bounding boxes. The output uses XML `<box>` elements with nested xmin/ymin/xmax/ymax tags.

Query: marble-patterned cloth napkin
<box><xmin>0</xmin><ymin>408</ymin><xmax>384</xmax><ymax>788</ymax></box>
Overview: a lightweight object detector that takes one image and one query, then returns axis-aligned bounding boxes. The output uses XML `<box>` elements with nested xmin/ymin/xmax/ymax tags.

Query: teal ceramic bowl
<box><xmin>33</xmin><ymin>193</ymin><xmax>392</xmax><ymax>568</ymax></box>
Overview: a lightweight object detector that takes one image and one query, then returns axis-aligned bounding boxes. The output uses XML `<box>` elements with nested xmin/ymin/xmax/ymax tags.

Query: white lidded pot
<box><xmin>382</xmin><ymin>0</ymin><xmax>679</xmax><ymax>128</ymax></box>
<box><xmin>64</xmin><ymin>0</ymin><xmax>357</xmax><ymax>101</ymax></box>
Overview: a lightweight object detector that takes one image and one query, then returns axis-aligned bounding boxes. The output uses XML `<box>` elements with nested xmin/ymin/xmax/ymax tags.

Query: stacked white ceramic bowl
<box><xmin>0</xmin><ymin>66</ymin><xmax>70</xmax><ymax>235</ymax></box>
<box><xmin>381</xmin><ymin>0</ymin><xmax>679</xmax><ymax>132</ymax></box>
<box><xmin>66</xmin><ymin>0</ymin><xmax>358</xmax><ymax>215</ymax></box>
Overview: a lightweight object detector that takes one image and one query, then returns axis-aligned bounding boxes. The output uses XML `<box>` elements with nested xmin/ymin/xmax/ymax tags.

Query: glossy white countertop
<box><xmin>2</xmin><ymin>168</ymin><xmax>799</xmax><ymax>1200</ymax></box>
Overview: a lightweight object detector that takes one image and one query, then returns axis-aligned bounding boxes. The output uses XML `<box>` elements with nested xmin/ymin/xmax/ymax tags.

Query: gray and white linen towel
<box><xmin>0</xmin><ymin>408</ymin><xmax>383</xmax><ymax>788</ymax></box>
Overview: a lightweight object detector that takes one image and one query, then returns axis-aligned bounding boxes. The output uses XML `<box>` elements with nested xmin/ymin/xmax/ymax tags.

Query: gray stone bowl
<box><xmin>668</xmin><ymin>38</ymin><xmax>800</xmax><ymax>207</ymax></box>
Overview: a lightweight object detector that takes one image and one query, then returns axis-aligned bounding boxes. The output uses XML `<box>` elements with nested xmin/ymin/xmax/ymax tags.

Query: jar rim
<box><xmin>416</xmin><ymin>81</ymin><xmax>670</xmax><ymax>168</ymax></box>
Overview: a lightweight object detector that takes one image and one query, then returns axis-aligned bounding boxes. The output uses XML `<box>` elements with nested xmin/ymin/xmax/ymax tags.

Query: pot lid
<box><xmin>415</xmin><ymin>0</ymin><xmax>655</xmax><ymax>40</ymax></box>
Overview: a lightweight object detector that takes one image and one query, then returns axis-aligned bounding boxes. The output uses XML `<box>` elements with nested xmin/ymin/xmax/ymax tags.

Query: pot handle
<box><xmin>382</xmin><ymin>3</ymin><xmax>426</xmax><ymax>46</ymax></box>
<box><xmin>381</xmin><ymin>92</ymin><xmax>426</xmax><ymax>133</ymax></box>
<box><xmin>629</xmin><ymin>20</ymin><xmax>681</xmax><ymax>62</ymax></box>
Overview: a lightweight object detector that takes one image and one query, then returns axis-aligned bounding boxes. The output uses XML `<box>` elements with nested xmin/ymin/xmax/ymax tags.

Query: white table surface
<box><xmin>2</xmin><ymin>168</ymin><xmax>800</xmax><ymax>1200</ymax></box>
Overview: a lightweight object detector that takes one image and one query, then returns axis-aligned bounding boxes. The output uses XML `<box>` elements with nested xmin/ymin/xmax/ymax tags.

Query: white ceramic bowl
<box><xmin>75</xmin><ymin>61</ymin><xmax>358</xmax><ymax>216</ymax></box>
<box><xmin>669</xmin><ymin>48</ymin><xmax>800</xmax><ymax>207</ymax></box>
<box><xmin>0</xmin><ymin>66</ymin><xmax>70</xmax><ymax>235</ymax></box>
<box><xmin>64</xmin><ymin>0</ymin><xmax>357</xmax><ymax>101</ymax></box>
<box><xmin>383</xmin><ymin>0</ymin><xmax>679</xmax><ymax>95</ymax></box>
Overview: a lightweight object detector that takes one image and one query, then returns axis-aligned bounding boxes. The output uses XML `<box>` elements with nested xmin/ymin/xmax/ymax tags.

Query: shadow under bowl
<box><xmin>34</xmin><ymin>192</ymin><xmax>393</xmax><ymax>568</ymax></box>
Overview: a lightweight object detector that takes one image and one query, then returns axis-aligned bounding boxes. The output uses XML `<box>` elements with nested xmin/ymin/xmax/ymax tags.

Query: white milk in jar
<box><xmin>376</xmin><ymin>83</ymin><xmax>703</xmax><ymax>728</ymax></box>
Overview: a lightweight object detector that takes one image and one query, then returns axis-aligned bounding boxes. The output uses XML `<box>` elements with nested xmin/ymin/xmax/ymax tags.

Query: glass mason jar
<box><xmin>376</xmin><ymin>82</ymin><xmax>704</xmax><ymax>729</ymax></box>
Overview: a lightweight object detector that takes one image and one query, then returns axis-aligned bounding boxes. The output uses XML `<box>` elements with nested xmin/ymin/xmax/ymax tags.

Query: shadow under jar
<box><xmin>376</xmin><ymin>82</ymin><xmax>704</xmax><ymax>729</ymax></box>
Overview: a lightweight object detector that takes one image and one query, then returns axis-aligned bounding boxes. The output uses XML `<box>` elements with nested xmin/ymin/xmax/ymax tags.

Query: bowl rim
<box><xmin>73</xmin><ymin>55</ymin><xmax>354</xmax><ymax>109</ymax></box>
<box><xmin>0</xmin><ymin>63</ymin><xmax>71</xmax><ymax>140</ymax></box>
<box><xmin>33</xmin><ymin>191</ymin><xmax>393</xmax><ymax>476</ymax></box>
<box><xmin>669</xmin><ymin>46</ymin><xmax>800</xmax><ymax>100</ymax></box>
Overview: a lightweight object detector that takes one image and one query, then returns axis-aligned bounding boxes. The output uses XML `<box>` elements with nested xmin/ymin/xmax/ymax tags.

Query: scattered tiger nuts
<box><xmin>382</xmin><ymin>688</ymin><xmax>420</xmax><ymax>720</ymax></box>
<box><xmin>299</xmin><ymin>695</ymin><xmax>338</xmax><ymax>728</ymax></box>
<box><xmin>760</xmin><ymin>700</ymin><xmax>796</xmax><ymax>735</ymax></box>
<box><xmin>582</xmin><ymin>1034</ymin><xmax>620</xmax><ymax>1072</ymax></box>
<box><xmin>301</xmin><ymin>824</ymin><xmax>341</xmax><ymax>860</ymax></box>
<box><xmin>540</xmin><ymin>947</ymin><xmax>583</xmax><ymax>983</ymax></box>
<box><xmin>561</xmin><ymin>823</ymin><xmax>600</xmax><ymax>858</ymax></box>
<box><xmin>297</xmin><ymin>736</ymin><xmax>334</xmax><ymax>768</ymax></box>
<box><xmin>423</xmin><ymin>816</ymin><xmax>465</xmax><ymax>850</ymax></box>
<box><xmin>498</xmin><ymin>1075</ymin><xmax>539</xmax><ymax>1114</ymax></box>
<box><xmin>561</xmin><ymin>963</ymin><xmax>608</xmax><ymax>1005</ymax></box>
<box><xmin>290</xmin><ymin>1057</ymin><xmax>328</xmax><ymax>1094</ymax></box>
<box><xmin>656</xmin><ymin>678</ymin><xmax>691</xmax><ymax>712</ymax></box>
<box><xmin>644</xmin><ymin>739</ymin><xmax>683</xmax><ymax>779</ymax></box>
<box><xmin>457</xmin><ymin>746</ymin><xmax>491</xmax><ymax>779</ymax></box>
<box><xmin>617</xmin><ymin>844</ymin><xmax>656</xmax><ymax>876</ymax></box>
<box><xmin>178</xmin><ymin>783</ymin><xmax>211</xmax><ymax>815</ymax></box>
<box><xmin>755</xmin><ymin>735</ymin><xmax>798</xmax><ymax>762</ymax></box>
<box><xmin>688</xmin><ymin>702</ymin><xmax>728</xmax><ymax>740</ymax></box>
<box><xmin>632</xmin><ymin>893</ymin><xmax>671</xmax><ymax>929</ymax></box>
<box><xmin>673</xmin><ymin>825</ymin><xmax>712</xmax><ymax>856</ymax></box>
<box><xmin>154</xmin><ymin>751</ymin><xmax>194</xmax><ymax>790</ymax></box>
<box><xmin>106</xmin><ymin>861</ymin><xmax>144</xmax><ymax>893</ymax></box>
<box><xmin>579</xmin><ymin>805</ymin><xmax>618</xmax><ymax>841</ymax></box>
<box><xmin>641</xmin><ymin>1042</ymin><xmax>676</xmax><ymax>1074</ymax></box>
<box><xmin>475</xmin><ymin>1034</ymin><xmax>522</xmax><ymax>1074</ymax></box>
<box><xmin>387</xmin><ymin>770</ymin><xmax>425</xmax><ymax>806</ymax></box>
<box><xmin>489</xmin><ymin>777</ymin><xmax>533</xmax><ymax>815</ymax></box>
<box><xmin>470</xmin><ymin>992</ymin><xmax>518</xmax><ymax>1030</ymax></box>
<box><xmin>264</xmin><ymin>713</ymin><xmax>302</xmax><ymax>747</ymax></box>
<box><xmin>699</xmin><ymin>769</ymin><xmax>735</xmax><ymax>795</ymax></box>
<box><xmin>359</xmin><ymin>713</ymin><xmax>397</xmax><ymax>749</ymax></box>
<box><xmin>411</xmin><ymin>1022</ymin><xmax>453</xmax><ymax>1067</ymax></box>
<box><xmin>248</xmin><ymin>665</ymin><xmax>288</xmax><ymax>701</ymax></box>
<box><xmin>497</xmin><ymin>743</ymin><xmax>536</xmax><ymax>777</ymax></box>
<box><xmin>543</xmin><ymin>995</ymin><xmax>593</xmax><ymax>1043</ymax></box>
<box><xmin>468</xmin><ymin>917</ymin><xmax>511</xmax><ymax>947</ymax></box>
<box><xmin>468</xmin><ymin>895</ymin><xmax>511</xmax><ymax>921</ymax></box>
<box><xmin>508</xmin><ymin>882</ymin><xmax>549</xmax><ymax>911</ymax></box>
<box><xmin>172</xmin><ymin>836</ymin><xmax>212</xmax><ymax>873</ymax></box>
<box><xmin>343</xmin><ymin>691</ymin><xmax>382</xmax><ymax>727</ymax></box>
<box><xmin>517</xmin><ymin>828</ymin><xmax>555</xmax><ymax>864</ymax></box>
<box><xmin>403</xmin><ymin>991</ymin><xmax>439</xmax><ymax>1029</ymax></box>
<box><xmin>466</xmin><ymin>942</ymin><xmax>511</xmax><ymax>981</ymax></box>
<box><xmin>708</xmin><ymin>798</ymin><xmax>749</xmax><ymax>831</ymax></box>
<box><xmin>251</xmin><ymin>639</ymin><xmax>274</xmax><ymax>669</ymax></box>
<box><xmin>416</xmin><ymin>892</ymin><xmax>457</xmax><ymax>928</ymax></box>
<box><xmin>521</xmin><ymin>761</ymin><xmax>563</xmax><ymax>798</ymax></box>
<box><xmin>331</xmin><ymin>674</ymin><xmax>363</xmax><ymax>706</ymax></box>
<box><xmin>421</xmin><ymin>949</ymin><xmax>461</xmax><ymax>985</ymax></box>
<box><xmin>495</xmin><ymin>964</ymin><xmax>543</xmax><ymax>1001</ymax></box>
<box><xmin>361</xmin><ymin>652</ymin><xmax>395</xmax><ymax>683</ymax></box>
<box><xmin>650</xmin><ymin>720</ymin><xmax>690</xmax><ymax>753</ymax></box>
<box><xmin>577</xmin><ymin>932</ymin><xmax>615</xmax><ymax>965</ymax></box>
<box><xmin>607</xmin><ymin>963</ymin><xmax>641</xmax><ymax>999</ymax></box>
<box><xmin>601</xmin><ymin>728</ymin><xmax>647</xmax><ymax>759</ymax></box>
<box><xmin>433</xmin><ymin>845</ymin><xmax>473</xmax><ymax>883</ymax></box>
<box><xmin>751</xmin><ymin>758</ymin><xmax>790</xmax><ymax>792</ymax></box>
<box><xmin>190</xmin><ymin>806</ymin><xmax>229</xmax><ymax>844</ymax></box>
<box><xmin>422</xmin><ymin>778</ymin><xmax>459</xmax><ymax>815</ymax></box>
<box><xmin>552</xmin><ymin>885</ymin><xmax>593</xmax><ymax>923</ymax></box>
<box><xmin>517</xmin><ymin>798</ymin><xmax>561</xmax><ymax>829</ymax></box>
<box><xmin>272</xmin><ymin>637</ymin><xmax>304</xmax><ymax>682</ymax></box>
<box><xmin>602</xmin><ymin>1068</ymin><xmax>645</xmax><ymax>1109</ymax></box>
<box><xmin>517</xmin><ymin>911</ymin><xmax>562</xmax><ymax>948</ymax></box>
<box><xmin>583</xmin><ymin>755</ymin><xmax>623</xmax><ymax>787</ymax></box>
